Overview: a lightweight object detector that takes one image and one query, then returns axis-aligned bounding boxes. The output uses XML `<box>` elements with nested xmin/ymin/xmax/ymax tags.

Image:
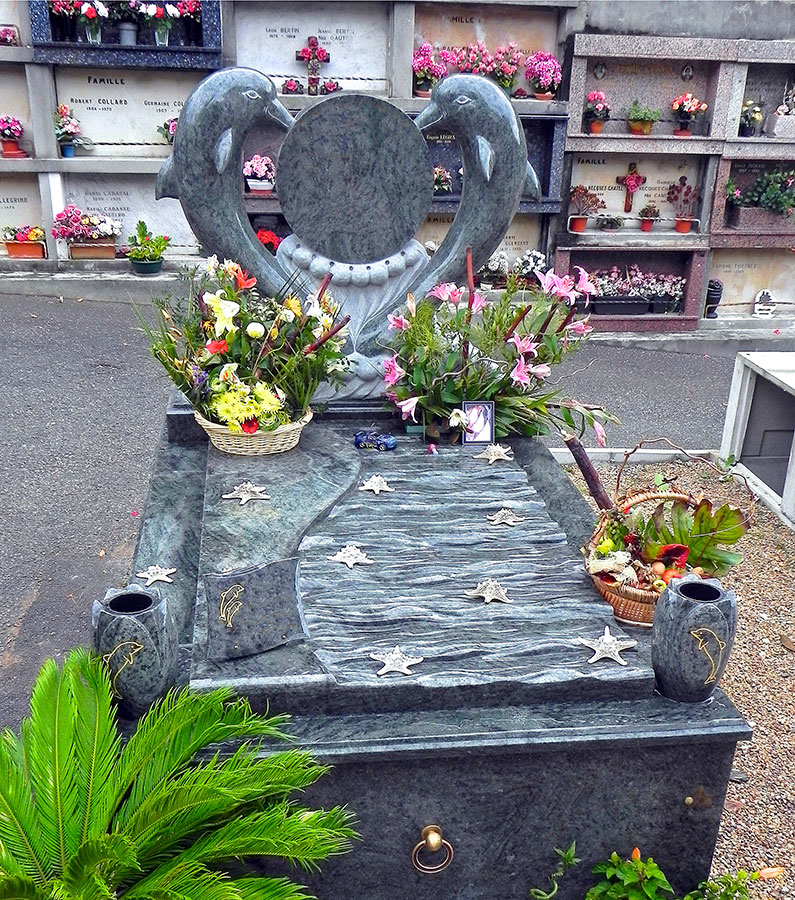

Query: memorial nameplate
<box><xmin>65</xmin><ymin>174</ymin><xmax>197</xmax><ymax>249</ymax></box>
<box><xmin>235</xmin><ymin>2</ymin><xmax>389</xmax><ymax>92</ymax></box>
<box><xmin>571</xmin><ymin>154</ymin><xmax>699</xmax><ymax>221</ymax></box>
<box><xmin>0</xmin><ymin>175</ymin><xmax>43</xmax><ymax>234</ymax></box>
<box><xmin>54</xmin><ymin>68</ymin><xmax>202</xmax><ymax>158</ymax></box>
<box><xmin>418</xmin><ymin>213</ymin><xmax>541</xmax><ymax>267</ymax></box>
<box><xmin>415</xmin><ymin>2</ymin><xmax>557</xmax><ymax>96</ymax></box>
<box><xmin>710</xmin><ymin>249</ymin><xmax>795</xmax><ymax>312</ymax></box>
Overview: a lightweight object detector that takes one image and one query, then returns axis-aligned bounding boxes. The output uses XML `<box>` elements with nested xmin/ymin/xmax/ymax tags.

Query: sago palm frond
<box><xmin>0</xmin><ymin>732</ymin><xmax>48</xmax><ymax>882</ymax></box>
<box><xmin>121</xmin><ymin>860</ymin><xmax>241</xmax><ymax>900</ymax></box>
<box><xmin>235</xmin><ymin>876</ymin><xmax>314</xmax><ymax>900</ymax></box>
<box><xmin>0</xmin><ymin>875</ymin><xmax>49</xmax><ymax>900</ymax></box>
<box><xmin>67</xmin><ymin>651</ymin><xmax>121</xmax><ymax>843</ymax></box>
<box><xmin>112</xmin><ymin>691</ymin><xmax>289</xmax><ymax>828</ymax></box>
<box><xmin>19</xmin><ymin>659</ymin><xmax>80</xmax><ymax>873</ymax></box>
<box><xmin>59</xmin><ymin>835</ymin><xmax>139</xmax><ymax>897</ymax></box>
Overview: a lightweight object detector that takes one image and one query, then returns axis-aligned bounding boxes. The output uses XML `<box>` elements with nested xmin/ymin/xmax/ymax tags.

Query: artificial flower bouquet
<box><xmin>670</xmin><ymin>92</ymin><xmax>708</xmax><ymax>127</ymax></box>
<box><xmin>584</xmin><ymin>90</ymin><xmax>610</xmax><ymax>120</ymax></box>
<box><xmin>0</xmin><ymin>26</ymin><xmax>19</xmax><ymax>45</ymax></box>
<box><xmin>492</xmin><ymin>42</ymin><xmax>524</xmax><ymax>91</ymax></box>
<box><xmin>453</xmin><ymin>41</ymin><xmax>495</xmax><ymax>77</ymax></box>
<box><xmin>256</xmin><ymin>229</ymin><xmax>282</xmax><ymax>253</ymax></box>
<box><xmin>157</xmin><ymin>116</ymin><xmax>178</xmax><ymax>143</ymax></box>
<box><xmin>176</xmin><ymin>0</ymin><xmax>200</xmax><ymax>20</ymax></box>
<box><xmin>2</xmin><ymin>224</ymin><xmax>45</xmax><ymax>243</ymax></box>
<box><xmin>512</xmin><ymin>248</ymin><xmax>547</xmax><ymax>286</ymax></box>
<box><xmin>54</xmin><ymin>104</ymin><xmax>93</xmax><ymax>150</ymax></box>
<box><xmin>524</xmin><ymin>51</ymin><xmax>562</xmax><ymax>96</ymax></box>
<box><xmin>412</xmin><ymin>42</ymin><xmax>455</xmax><ymax>91</ymax></box>
<box><xmin>51</xmin><ymin>204</ymin><xmax>121</xmax><ymax>242</ymax></box>
<box><xmin>141</xmin><ymin>259</ymin><xmax>349</xmax><ymax>446</ymax></box>
<box><xmin>243</xmin><ymin>154</ymin><xmax>276</xmax><ymax>189</ymax></box>
<box><xmin>478</xmin><ymin>248</ymin><xmax>510</xmax><ymax>285</ymax></box>
<box><xmin>108</xmin><ymin>0</ymin><xmax>141</xmax><ymax>21</ymax></box>
<box><xmin>384</xmin><ymin>265</ymin><xmax>616</xmax><ymax>443</ymax></box>
<box><xmin>0</xmin><ymin>116</ymin><xmax>23</xmax><ymax>141</ymax></box>
<box><xmin>432</xmin><ymin>166</ymin><xmax>453</xmax><ymax>193</ymax></box>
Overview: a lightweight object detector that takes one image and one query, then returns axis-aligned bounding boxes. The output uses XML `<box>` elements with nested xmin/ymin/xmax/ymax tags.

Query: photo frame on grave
<box><xmin>204</xmin><ymin>557</ymin><xmax>306</xmax><ymax>661</ymax></box>
<box><xmin>462</xmin><ymin>401</ymin><xmax>495</xmax><ymax>445</ymax></box>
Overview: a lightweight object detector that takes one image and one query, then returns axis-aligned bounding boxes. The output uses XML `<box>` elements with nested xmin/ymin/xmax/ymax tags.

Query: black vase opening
<box><xmin>107</xmin><ymin>591</ymin><xmax>154</xmax><ymax>614</ymax></box>
<box><xmin>678</xmin><ymin>581</ymin><xmax>721</xmax><ymax>602</ymax></box>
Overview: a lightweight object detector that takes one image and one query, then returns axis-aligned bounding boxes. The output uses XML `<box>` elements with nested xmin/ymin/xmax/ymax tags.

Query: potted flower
<box><xmin>385</xmin><ymin>261</ymin><xmax>616</xmax><ymax>447</ymax></box>
<box><xmin>157</xmin><ymin>115</ymin><xmax>178</xmax><ymax>143</ymax></box>
<box><xmin>433</xmin><ymin>166</ymin><xmax>453</xmax><ymax>194</ymax></box>
<box><xmin>525</xmin><ymin>51</ymin><xmax>561</xmax><ymax>100</ymax></box>
<box><xmin>584</xmin><ymin>90</ymin><xmax>610</xmax><ymax>133</ymax></box>
<box><xmin>48</xmin><ymin>0</ymin><xmax>81</xmax><ymax>42</ymax></box>
<box><xmin>2</xmin><ymin>224</ymin><xmax>47</xmax><ymax>259</ymax></box>
<box><xmin>589</xmin><ymin>264</ymin><xmax>685</xmax><ymax>315</ymax></box>
<box><xmin>738</xmin><ymin>98</ymin><xmax>764</xmax><ymax>137</ymax></box>
<box><xmin>770</xmin><ymin>82</ymin><xmax>795</xmax><ymax>138</ymax></box>
<box><xmin>626</xmin><ymin>100</ymin><xmax>661</xmax><ymax>135</ymax></box>
<box><xmin>411</xmin><ymin>42</ymin><xmax>453</xmax><ymax>97</ymax></box>
<box><xmin>727</xmin><ymin>169</ymin><xmax>795</xmax><ymax>230</ymax></box>
<box><xmin>670</xmin><ymin>92</ymin><xmax>708</xmax><ymax>136</ymax></box>
<box><xmin>109</xmin><ymin>0</ymin><xmax>141</xmax><ymax>45</ymax></box>
<box><xmin>666</xmin><ymin>175</ymin><xmax>698</xmax><ymax>232</ymax></box>
<box><xmin>143</xmin><ymin>2</ymin><xmax>180</xmax><ymax>46</ymax></box>
<box><xmin>0</xmin><ymin>115</ymin><xmax>23</xmax><ymax>155</ymax></box>
<box><xmin>452</xmin><ymin>41</ymin><xmax>494</xmax><ymax>79</ymax></box>
<box><xmin>176</xmin><ymin>0</ymin><xmax>201</xmax><ymax>45</ymax></box>
<box><xmin>512</xmin><ymin>248</ymin><xmax>547</xmax><ymax>287</ymax></box>
<box><xmin>256</xmin><ymin>229</ymin><xmax>282</xmax><ymax>253</ymax></box>
<box><xmin>477</xmin><ymin>249</ymin><xmax>509</xmax><ymax>289</ymax></box>
<box><xmin>638</xmin><ymin>204</ymin><xmax>659</xmax><ymax>232</ymax></box>
<box><xmin>54</xmin><ymin>104</ymin><xmax>93</xmax><ymax>157</ymax></box>
<box><xmin>596</xmin><ymin>215</ymin><xmax>624</xmax><ymax>231</ymax></box>
<box><xmin>79</xmin><ymin>0</ymin><xmax>109</xmax><ymax>44</ymax></box>
<box><xmin>243</xmin><ymin>154</ymin><xmax>276</xmax><ymax>196</ymax></box>
<box><xmin>123</xmin><ymin>219</ymin><xmax>170</xmax><ymax>274</ymax></box>
<box><xmin>492</xmin><ymin>42</ymin><xmax>523</xmax><ymax>94</ymax></box>
<box><xmin>51</xmin><ymin>203</ymin><xmax>121</xmax><ymax>258</ymax></box>
<box><xmin>320</xmin><ymin>79</ymin><xmax>342</xmax><ymax>94</ymax></box>
<box><xmin>281</xmin><ymin>78</ymin><xmax>304</xmax><ymax>95</ymax></box>
<box><xmin>0</xmin><ymin>25</ymin><xmax>20</xmax><ymax>45</ymax></box>
<box><xmin>139</xmin><ymin>260</ymin><xmax>350</xmax><ymax>454</ymax></box>
<box><xmin>569</xmin><ymin>185</ymin><xmax>606</xmax><ymax>232</ymax></box>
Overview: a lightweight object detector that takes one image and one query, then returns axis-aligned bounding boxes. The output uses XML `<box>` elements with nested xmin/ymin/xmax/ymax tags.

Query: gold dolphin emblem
<box><xmin>219</xmin><ymin>584</ymin><xmax>245</xmax><ymax>629</ymax></box>
<box><xmin>689</xmin><ymin>627</ymin><xmax>727</xmax><ymax>685</ymax></box>
<box><xmin>101</xmin><ymin>640</ymin><xmax>144</xmax><ymax>697</ymax></box>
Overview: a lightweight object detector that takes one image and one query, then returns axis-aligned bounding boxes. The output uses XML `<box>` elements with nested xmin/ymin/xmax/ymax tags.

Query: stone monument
<box><xmin>145</xmin><ymin>68</ymin><xmax>749</xmax><ymax>900</ymax></box>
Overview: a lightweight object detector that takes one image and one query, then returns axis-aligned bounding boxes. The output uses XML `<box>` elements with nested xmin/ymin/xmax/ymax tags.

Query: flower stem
<box><xmin>462</xmin><ymin>245</ymin><xmax>475</xmax><ymax>365</ymax></box>
<box><xmin>303</xmin><ymin>314</ymin><xmax>351</xmax><ymax>355</ymax></box>
<box><xmin>563</xmin><ymin>434</ymin><xmax>614</xmax><ymax>510</ymax></box>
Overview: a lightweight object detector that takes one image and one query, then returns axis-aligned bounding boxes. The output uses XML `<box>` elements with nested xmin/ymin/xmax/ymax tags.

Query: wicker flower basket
<box><xmin>585</xmin><ymin>488</ymin><xmax>699</xmax><ymax>627</ymax></box>
<box><xmin>194</xmin><ymin>408</ymin><xmax>312</xmax><ymax>456</ymax></box>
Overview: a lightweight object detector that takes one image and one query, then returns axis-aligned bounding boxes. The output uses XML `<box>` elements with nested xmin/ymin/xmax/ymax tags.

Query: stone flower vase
<box><xmin>118</xmin><ymin>21</ymin><xmax>137</xmax><ymax>45</ymax></box>
<box><xmin>92</xmin><ymin>584</ymin><xmax>178</xmax><ymax>717</ymax></box>
<box><xmin>651</xmin><ymin>574</ymin><xmax>737</xmax><ymax>702</ymax></box>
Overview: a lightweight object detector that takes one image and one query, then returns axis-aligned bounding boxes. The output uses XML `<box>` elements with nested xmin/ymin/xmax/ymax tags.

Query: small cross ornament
<box><xmin>616</xmin><ymin>162</ymin><xmax>646</xmax><ymax>213</ymax></box>
<box><xmin>296</xmin><ymin>36</ymin><xmax>330</xmax><ymax>96</ymax></box>
<box><xmin>221</xmin><ymin>482</ymin><xmax>271</xmax><ymax>506</ymax></box>
<box><xmin>473</xmin><ymin>444</ymin><xmax>514</xmax><ymax>465</ymax></box>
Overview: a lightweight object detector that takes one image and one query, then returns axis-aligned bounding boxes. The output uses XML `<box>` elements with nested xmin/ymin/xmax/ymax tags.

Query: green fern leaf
<box><xmin>20</xmin><ymin>656</ymin><xmax>80</xmax><ymax>873</ymax></box>
<box><xmin>121</xmin><ymin>860</ymin><xmax>240</xmax><ymax>900</ymax></box>
<box><xmin>234</xmin><ymin>876</ymin><xmax>314</xmax><ymax>900</ymax></box>
<box><xmin>68</xmin><ymin>652</ymin><xmax>121</xmax><ymax>843</ymax></box>
<box><xmin>60</xmin><ymin>835</ymin><xmax>139</xmax><ymax>897</ymax></box>
<box><xmin>0</xmin><ymin>875</ymin><xmax>49</xmax><ymax>900</ymax></box>
<box><xmin>0</xmin><ymin>733</ymin><xmax>48</xmax><ymax>883</ymax></box>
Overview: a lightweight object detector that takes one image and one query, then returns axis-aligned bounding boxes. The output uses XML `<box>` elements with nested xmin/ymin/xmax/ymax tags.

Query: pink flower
<box><xmin>528</xmin><ymin>363</ymin><xmax>551</xmax><ymax>380</ymax></box>
<box><xmin>535</xmin><ymin>267</ymin><xmax>557</xmax><ymax>293</ymax></box>
<box><xmin>427</xmin><ymin>443</ymin><xmax>438</xmax><ymax>455</ymax></box>
<box><xmin>566</xmin><ymin>318</ymin><xmax>593</xmax><ymax>337</ymax></box>
<box><xmin>574</xmin><ymin>266</ymin><xmax>597</xmax><ymax>299</ymax></box>
<box><xmin>383</xmin><ymin>354</ymin><xmax>406</xmax><ymax>386</ymax></box>
<box><xmin>509</xmin><ymin>334</ymin><xmax>539</xmax><ymax>356</ymax></box>
<box><xmin>428</xmin><ymin>282</ymin><xmax>465</xmax><ymax>305</ymax></box>
<box><xmin>470</xmin><ymin>291</ymin><xmax>487</xmax><ymax>313</ymax></box>
<box><xmin>397</xmin><ymin>396</ymin><xmax>420</xmax><ymax>421</ymax></box>
<box><xmin>594</xmin><ymin>421</ymin><xmax>607</xmax><ymax>447</ymax></box>
<box><xmin>551</xmin><ymin>274</ymin><xmax>577</xmax><ymax>305</ymax></box>
<box><xmin>510</xmin><ymin>357</ymin><xmax>532</xmax><ymax>388</ymax></box>
<box><xmin>387</xmin><ymin>313</ymin><xmax>410</xmax><ymax>330</ymax></box>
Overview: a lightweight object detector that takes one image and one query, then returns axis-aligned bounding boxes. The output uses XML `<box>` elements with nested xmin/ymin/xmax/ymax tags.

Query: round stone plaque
<box><xmin>276</xmin><ymin>94</ymin><xmax>432</xmax><ymax>264</ymax></box>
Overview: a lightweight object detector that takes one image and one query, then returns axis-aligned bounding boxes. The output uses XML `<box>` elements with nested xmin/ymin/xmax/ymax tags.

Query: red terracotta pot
<box><xmin>69</xmin><ymin>241</ymin><xmax>117</xmax><ymax>259</ymax></box>
<box><xmin>588</xmin><ymin>119</ymin><xmax>605</xmax><ymax>134</ymax></box>
<box><xmin>640</xmin><ymin>219</ymin><xmax>654</xmax><ymax>232</ymax></box>
<box><xmin>674</xmin><ymin>218</ymin><xmax>693</xmax><ymax>234</ymax></box>
<box><xmin>673</xmin><ymin>128</ymin><xmax>692</xmax><ymax>138</ymax></box>
<box><xmin>5</xmin><ymin>240</ymin><xmax>46</xmax><ymax>258</ymax></box>
<box><xmin>0</xmin><ymin>137</ymin><xmax>20</xmax><ymax>153</ymax></box>
<box><xmin>570</xmin><ymin>216</ymin><xmax>588</xmax><ymax>233</ymax></box>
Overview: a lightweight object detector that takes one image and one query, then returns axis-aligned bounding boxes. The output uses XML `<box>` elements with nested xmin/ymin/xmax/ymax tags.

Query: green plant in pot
<box><xmin>627</xmin><ymin>99</ymin><xmax>661</xmax><ymax>135</ymax></box>
<box><xmin>124</xmin><ymin>219</ymin><xmax>170</xmax><ymax>274</ymax></box>
<box><xmin>596</xmin><ymin>214</ymin><xmax>624</xmax><ymax>231</ymax></box>
<box><xmin>639</xmin><ymin>203</ymin><xmax>659</xmax><ymax>232</ymax></box>
<box><xmin>0</xmin><ymin>648</ymin><xmax>357</xmax><ymax>900</ymax></box>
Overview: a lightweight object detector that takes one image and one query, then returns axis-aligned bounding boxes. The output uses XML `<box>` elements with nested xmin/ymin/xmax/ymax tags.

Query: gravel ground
<box><xmin>565</xmin><ymin>460</ymin><xmax>795</xmax><ymax>897</ymax></box>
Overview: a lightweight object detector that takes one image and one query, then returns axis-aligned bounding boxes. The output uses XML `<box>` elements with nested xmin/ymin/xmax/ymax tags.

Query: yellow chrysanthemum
<box><xmin>284</xmin><ymin>295</ymin><xmax>303</xmax><ymax>318</ymax></box>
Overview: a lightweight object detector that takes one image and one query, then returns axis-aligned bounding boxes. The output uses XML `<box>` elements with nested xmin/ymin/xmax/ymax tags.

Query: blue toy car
<box><xmin>354</xmin><ymin>430</ymin><xmax>397</xmax><ymax>451</ymax></box>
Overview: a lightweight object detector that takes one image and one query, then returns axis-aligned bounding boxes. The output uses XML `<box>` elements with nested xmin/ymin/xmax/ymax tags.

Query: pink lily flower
<box><xmin>428</xmin><ymin>282</ymin><xmax>465</xmax><ymax>305</ymax></box>
<box><xmin>528</xmin><ymin>363</ymin><xmax>551</xmax><ymax>380</ymax></box>
<box><xmin>509</xmin><ymin>334</ymin><xmax>539</xmax><ymax>356</ymax></box>
<box><xmin>535</xmin><ymin>267</ymin><xmax>557</xmax><ymax>293</ymax></box>
<box><xmin>406</xmin><ymin>293</ymin><xmax>416</xmax><ymax>317</ymax></box>
<box><xmin>387</xmin><ymin>313</ymin><xmax>410</xmax><ymax>330</ymax></box>
<box><xmin>510</xmin><ymin>357</ymin><xmax>532</xmax><ymax>388</ymax></box>
<box><xmin>470</xmin><ymin>291</ymin><xmax>487</xmax><ymax>313</ymax></box>
<box><xmin>383</xmin><ymin>354</ymin><xmax>406</xmax><ymax>386</ymax></box>
<box><xmin>552</xmin><ymin>274</ymin><xmax>578</xmax><ymax>305</ymax></box>
<box><xmin>397</xmin><ymin>396</ymin><xmax>420</xmax><ymax>421</ymax></box>
<box><xmin>594</xmin><ymin>421</ymin><xmax>607</xmax><ymax>447</ymax></box>
<box><xmin>566</xmin><ymin>318</ymin><xmax>593</xmax><ymax>337</ymax></box>
<box><xmin>574</xmin><ymin>266</ymin><xmax>597</xmax><ymax>305</ymax></box>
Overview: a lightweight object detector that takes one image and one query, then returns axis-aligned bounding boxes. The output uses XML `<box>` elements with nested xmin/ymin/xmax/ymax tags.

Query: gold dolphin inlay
<box><xmin>219</xmin><ymin>583</ymin><xmax>245</xmax><ymax>629</ymax></box>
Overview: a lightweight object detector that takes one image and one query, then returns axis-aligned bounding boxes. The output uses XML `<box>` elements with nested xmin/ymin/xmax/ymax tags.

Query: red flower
<box><xmin>205</xmin><ymin>339</ymin><xmax>228</xmax><ymax>354</ymax></box>
<box><xmin>84</xmin><ymin>6</ymin><xmax>97</xmax><ymax>18</ymax></box>
<box><xmin>241</xmin><ymin>418</ymin><xmax>258</xmax><ymax>434</ymax></box>
<box><xmin>316</xmin><ymin>47</ymin><xmax>327</xmax><ymax>61</ymax></box>
<box><xmin>234</xmin><ymin>268</ymin><xmax>257</xmax><ymax>290</ymax></box>
<box><xmin>299</xmin><ymin>47</ymin><xmax>311</xmax><ymax>60</ymax></box>
<box><xmin>154</xmin><ymin>6</ymin><xmax>164</xmax><ymax>16</ymax></box>
<box><xmin>256</xmin><ymin>229</ymin><xmax>281</xmax><ymax>251</ymax></box>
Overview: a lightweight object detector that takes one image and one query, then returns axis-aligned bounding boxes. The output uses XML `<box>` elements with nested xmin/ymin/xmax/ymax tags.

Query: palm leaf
<box><xmin>59</xmin><ymin>835</ymin><xmax>139</xmax><ymax>897</ymax></box>
<box><xmin>234</xmin><ymin>876</ymin><xmax>314</xmax><ymax>900</ymax></box>
<box><xmin>112</xmin><ymin>691</ymin><xmax>289</xmax><ymax>828</ymax></box>
<box><xmin>124</xmin><ymin>748</ymin><xmax>329</xmax><ymax>869</ymax></box>
<box><xmin>121</xmin><ymin>860</ymin><xmax>240</xmax><ymax>900</ymax></box>
<box><xmin>68</xmin><ymin>651</ymin><xmax>121</xmax><ymax>843</ymax></box>
<box><xmin>0</xmin><ymin>732</ymin><xmax>48</xmax><ymax>882</ymax></box>
<box><xmin>19</xmin><ymin>656</ymin><xmax>80</xmax><ymax>873</ymax></box>
<box><xmin>0</xmin><ymin>875</ymin><xmax>49</xmax><ymax>900</ymax></box>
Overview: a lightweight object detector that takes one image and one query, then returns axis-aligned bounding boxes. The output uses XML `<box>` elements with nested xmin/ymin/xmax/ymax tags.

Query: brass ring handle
<box><xmin>411</xmin><ymin>825</ymin><xmax>454</xmax><ymax>874</ymax></box>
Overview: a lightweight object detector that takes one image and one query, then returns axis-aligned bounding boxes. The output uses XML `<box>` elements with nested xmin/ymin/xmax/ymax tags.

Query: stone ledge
<box><xmin>566</xmin><ymin>134</ymin><xmax>724</xmax><ymax>155</ymax></box>
<box><xmin>573</xmin><ymin>33</ymin><xmax>739</xmax><ymax>61</ymax></box>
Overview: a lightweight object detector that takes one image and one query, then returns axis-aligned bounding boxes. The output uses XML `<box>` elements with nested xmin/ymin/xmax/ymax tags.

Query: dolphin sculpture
<box><xmin>156</xmin><ymin>68</ymin><xmax>296</xmax><ymax>297</ymax></box>
<box><xmin>401</xmin><ymin>74</ymin><xmax>541</xmax><ymax>301</ymax></box>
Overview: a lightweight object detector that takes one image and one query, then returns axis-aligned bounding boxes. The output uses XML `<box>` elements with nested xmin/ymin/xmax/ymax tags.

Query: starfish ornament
<box><xmin>369</xmin><ymin>645</ymin><xmax>424</xmax><ymax>676</ymax></box>
<box><xmin>487</xmin><ymin>508</ymin><xmax>527</xmax><ymax>527</ymax></box>
<box><xmin>328</xmin><ymin>543</ymin><xmax>374</xmax><ymax>569</ymax></box>
<box><xmin>465</xmin><ymin>578</ymin><xmax>513</xmax><ymax>604</ymax></box>
<box><xmin>578</xmin><ymin>626</ymin><xmax>638</xmax><ymax>666</ymax></box>
<box><xmin>473</xmin><ymin>443</ymin><xmax>514</xmax><ymax>465</ymax></box>
<box><xmin>221</xmin><ymin>481</ymin><xmax>271</xmax><ymax>505</ymax></box>
<box><xmin>135</xmin><ymin>564</ymin><xmax>176</xmax><ymax>586</ymax></box>
<box><xmin>359</xmin><ymin>474</ymin><xmax>395</xmax><ymax>495</ymax></box>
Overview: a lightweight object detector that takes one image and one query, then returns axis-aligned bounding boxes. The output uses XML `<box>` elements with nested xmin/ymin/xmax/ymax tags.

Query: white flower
<box><xmin>246</xmin><ymin>321</ymin><xmax>265</xmax><ymax>339</ymax></box>
<box><xmin>220</xmin><ymin>258</ymin><xmax>238</xmax><ymax>277</ymax></box>
<box><xmin>165</xmin><ymin>3</ymin><xmax>180</xmax><ymax>15</ymax></box>
<box><xmin>204</xmin><ymin>254</ymin><xmax>219</xmax><ymax>273</ymax></box>
<box><xmin>146</xmin><ymin>4</ymin><xmax>157</xmax><ymax>16</ymax></box>
<box><xmin>95</xmin><ymin>1</ymin><xmax>109</xmax><ymax>16</ymax></box>
<box><xmin>276</xmin><ymin>307</ymin><xmax>295</xmax><ymax>324</ymax></box>
<box><xmin>449</xmin><ymin>409</ymin><xmax>468</xmax><ymax>428</ymax></box>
